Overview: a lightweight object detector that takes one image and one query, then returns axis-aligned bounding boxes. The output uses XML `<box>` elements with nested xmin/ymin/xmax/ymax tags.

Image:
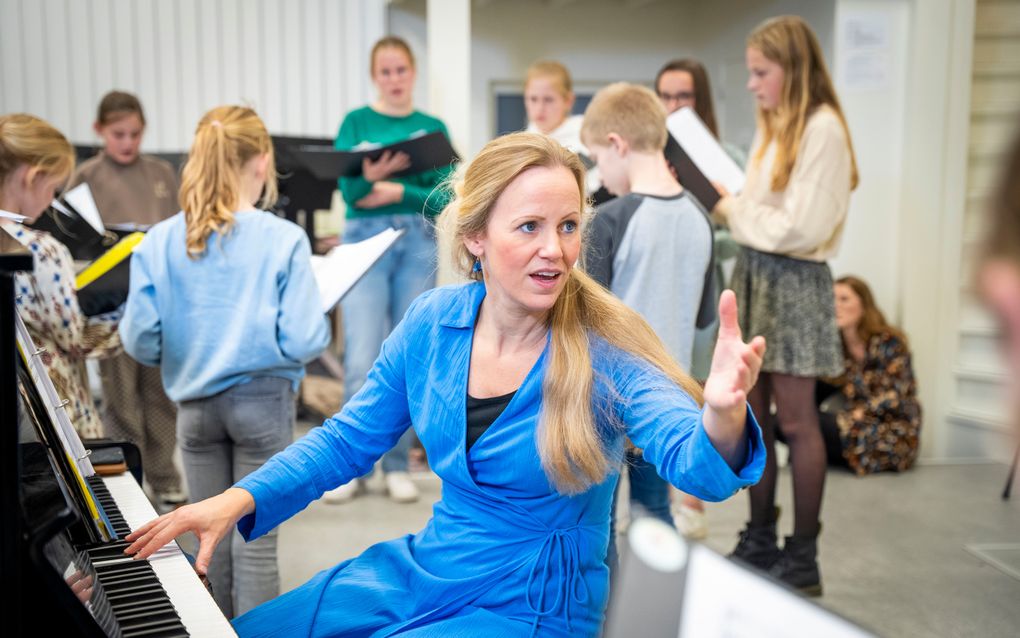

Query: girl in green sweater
<box><xmin>327</xmin><ymin>36</ymin><xmax>454</xmax><ymax>505</ymax></box>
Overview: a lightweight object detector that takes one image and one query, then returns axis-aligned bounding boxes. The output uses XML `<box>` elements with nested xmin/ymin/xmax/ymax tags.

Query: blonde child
<box><xmin>581</xmin><ymin>83</ymin><xmax>715</xmax><ymax>568</ymax></box>
<box><xmin>524</xmin><ymin>60</ymin><xmax>601</xmax><ymax>194</ymax></box>
<box><xmin>121</xmin><ymin>105</ymin><xmax>330</xmax><ymax>617</ymax></box>
<box><xmin>715</xmin><ymin>16</ymin><xmax>859</xmax><ymax>596</ymax></box>
<box><xmin>0</xmin><ymin>113</ymin><xmax>120</xmax><ymax>438</ymax></box>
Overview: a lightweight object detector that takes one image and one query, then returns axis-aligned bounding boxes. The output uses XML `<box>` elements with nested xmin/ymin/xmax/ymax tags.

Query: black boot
<box><xmin>771</xmin><ymin>533</ymin><xmax>822</xmax><ymax>597</ymax></box>
<box><xmin>729</xmin><ymin>507</ymin><xmax>781</xmax><ymax>570</ymax></box>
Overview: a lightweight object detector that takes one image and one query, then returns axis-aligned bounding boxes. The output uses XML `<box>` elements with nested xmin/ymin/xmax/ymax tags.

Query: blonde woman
<box><xmin>124</xmin><ymin>132</ymin><xmax>765</xmax><ymax>637</ymax></box>
<box><xmin>0</xmin><ymin>113</ymin><xmax>120</xmax><ymax>439</ymax></box>
<box><xmin>120</xmin><ymin>106</ymin><xmax>330</xmax><ymax>617</ymax></box>
<box><xmin>714</xmin><ymin>16</ymin><xmax>859</xmax><ymax>595</ymax></box>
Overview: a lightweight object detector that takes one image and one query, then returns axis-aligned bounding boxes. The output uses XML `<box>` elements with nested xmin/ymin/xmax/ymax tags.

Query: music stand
<box><xmin>272</xmin><ymin>135</ymin><xmax>337</xmax><ymax>248</ymax></box>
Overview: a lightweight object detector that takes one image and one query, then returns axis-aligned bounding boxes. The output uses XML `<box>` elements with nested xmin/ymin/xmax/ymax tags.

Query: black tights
<box><xmin>747</xmin><ymin>373</ymin><xmax>825</xmax><ymax>537</ymax></box>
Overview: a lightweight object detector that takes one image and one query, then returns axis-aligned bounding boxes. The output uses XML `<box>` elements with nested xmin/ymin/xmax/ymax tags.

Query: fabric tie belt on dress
<box><xmin>525</xmin><ymin>525</ymin><xmax>592</xmax><ymax>636</ymax></box>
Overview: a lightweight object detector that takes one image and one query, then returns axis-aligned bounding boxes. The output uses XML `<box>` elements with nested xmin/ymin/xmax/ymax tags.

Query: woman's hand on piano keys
<box><xmin>123</xmin><ymin>487</ymin><xmax>256</xmax><ymax>576</ymax></box>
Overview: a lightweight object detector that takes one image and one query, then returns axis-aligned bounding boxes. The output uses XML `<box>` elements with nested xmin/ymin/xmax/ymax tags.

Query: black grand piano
<box><xmin>2</xmin><ymin>252</ymin><xmax>236</xmax><ymax>637</ymax></box>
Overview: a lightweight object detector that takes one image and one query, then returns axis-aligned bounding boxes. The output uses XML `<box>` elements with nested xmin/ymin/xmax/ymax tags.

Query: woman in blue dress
<box><xmin>125</xmin><ymin>132</ymin><xmax>767</xmax><ymax>637</ymax></box>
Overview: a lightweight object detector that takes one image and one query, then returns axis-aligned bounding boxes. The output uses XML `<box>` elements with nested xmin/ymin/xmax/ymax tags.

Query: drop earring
<box><xmin>472</xmin><ymin>257</ymin><xmax>482</xmax><ymax>274</ymax></box>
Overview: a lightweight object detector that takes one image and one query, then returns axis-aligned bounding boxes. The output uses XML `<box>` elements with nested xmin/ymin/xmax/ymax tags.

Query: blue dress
<box><xmin>232</xmin><ymin>282</ymin><xmax>765</xmax><ymax>637</ymax></box>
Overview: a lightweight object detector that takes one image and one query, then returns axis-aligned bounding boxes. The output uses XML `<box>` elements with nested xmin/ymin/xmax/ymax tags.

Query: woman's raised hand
<box><xmin>123</xmin><ymin>487</ymin><xmax>255</xmax><ymax>577</ymax></box>
<box><xmin>361</xmin><ymin>150</ymin><xmax>411</xmax><ymax>182</ymax></box>
<box><xmin>701</xmin><ymin>290</ymin><xmax>767</xmax><ymax>465</ymax></box>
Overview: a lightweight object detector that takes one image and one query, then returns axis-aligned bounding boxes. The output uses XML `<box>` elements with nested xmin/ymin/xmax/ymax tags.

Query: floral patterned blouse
<box><xmin>835</xmin><ymin>330</ymin><xmax>922</xmax><ymax>475</ymax></box>
<box><xmin>2</xmin><ymin>220</ymin><xmax>121</xmax><ymax>439</ymax></box>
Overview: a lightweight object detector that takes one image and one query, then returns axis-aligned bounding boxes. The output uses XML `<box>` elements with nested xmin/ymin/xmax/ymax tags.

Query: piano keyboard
<box><xmin>101</xmin><ymin>473</ymin><xmax>238</xmax><ymax>637</ymax></box>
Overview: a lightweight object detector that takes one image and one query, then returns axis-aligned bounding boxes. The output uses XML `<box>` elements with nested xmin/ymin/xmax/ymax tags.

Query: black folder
<box><xmin>292</xmin><ymin>131</ymin><xmax>459</xmax><ymax>181</ymax></box>
<box><xmin>76</xmin><ymin>257</ymin><xmax>130</xmax><ymax>317</ymax></box>
<box><xmin>28</xmin><ymin>207</ymin><xmax>112</xmax><ymax>262</ymax></box>
<box><xmin>664</xmin><ymin>135</ymin><xmax>721</xmax><ymax>212</ymax></box>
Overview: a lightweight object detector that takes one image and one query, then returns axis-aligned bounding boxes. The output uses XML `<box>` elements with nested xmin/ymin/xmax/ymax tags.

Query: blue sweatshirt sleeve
<box><xmin>235</xmin><ymin>294</ymin><xmax>421</xmax><ymax>541</ymax></box>
<box><xmin>120</xmin><ymin>238</ymin><xmax>162</xmax><ymax>367</ymax></box>
<box><xmin>606</xmin><ymin>348</ymin><xmax>765</xmax><ymax>501</ymax></box>
<box><xmin>276</xmin><ymin>231</ymin><xmax>330</xmax><ymax>364</ymax></box>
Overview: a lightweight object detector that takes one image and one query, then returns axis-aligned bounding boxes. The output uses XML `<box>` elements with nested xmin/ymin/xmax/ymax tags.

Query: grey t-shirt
<box><xmin>586</xmin><ymin>191</ymin><xmax>714</xmax><ymax>370</ymax></box>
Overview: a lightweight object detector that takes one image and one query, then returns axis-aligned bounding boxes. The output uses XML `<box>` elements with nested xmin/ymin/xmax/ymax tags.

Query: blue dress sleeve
<box><xmin>607</xmin><ymin>348</ymin><xmax>766</xmax><ymax>501</ymax></box>
<box><xmin>120</xmin><ymin>237</ymin><xmax>162</xmax><ymax>367</ymax></box>
<box><xmin>234</xmin><ymin>294</ymin><xmax>422</xmax><ymax>541</ymax></box>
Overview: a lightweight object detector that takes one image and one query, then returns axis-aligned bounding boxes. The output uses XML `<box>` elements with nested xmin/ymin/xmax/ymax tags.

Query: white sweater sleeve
<box><xmin>725</xmin><ymin>112</ymin><xmax>852</xmax><ymax>258</ymax></box>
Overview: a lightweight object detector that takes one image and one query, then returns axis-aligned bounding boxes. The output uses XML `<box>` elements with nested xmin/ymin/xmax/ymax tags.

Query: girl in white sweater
<box><xmin>714</xmin><ymin>15</ymin><xmax>859</xmax><ymax>597</ymax></box>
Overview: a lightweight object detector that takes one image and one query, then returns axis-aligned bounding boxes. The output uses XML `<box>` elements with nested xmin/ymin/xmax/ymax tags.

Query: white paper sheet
<box><xmin>310</xmin><ymin>227</ymin><xmax>405</xmax><ymax>313</ymax></box>
<box><xmin>0</xmin><ymin>209</ymin><xmax>27</xmax><ymax>223</ymax></box>
<box><xmin>666</xmin><ymin>107</ymin><xmax>746</xmax><ymax>195</ymax></box>
<box><xmin>678</xmin><ymin>544</ymin><xmax>875</xmax><ymax>638</ymax></box>
<box><xmin>62</xmin><ymin>182</ymin><xmax>106</xmax><ymax>234</ymax></box>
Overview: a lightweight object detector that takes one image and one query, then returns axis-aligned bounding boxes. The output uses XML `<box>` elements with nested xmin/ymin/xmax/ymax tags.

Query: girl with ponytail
<box><xmin>120</xmin><ymin>105</ymin><xmax>330</xmax><ymax>618</ymax></box>
<box><xmin>125</xmin><ymin>132</ymin><xmax>765</xmax><ymax>637</ymax></box>
<box><xmin>0</xmin><ymin>113</ymin><xmax>121</xmax><ymax>439</ymax></box>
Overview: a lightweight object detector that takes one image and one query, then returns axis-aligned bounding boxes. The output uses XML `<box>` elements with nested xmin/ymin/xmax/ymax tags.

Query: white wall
<box><xmin>0</xmin><ymin>0</ymin><xmax>387</xmax><ymax>151</ymax></box>
<box><xmin>827</xmin><ymin>1</ymin><xmax>911</xmax><ymax>321</ymax></box>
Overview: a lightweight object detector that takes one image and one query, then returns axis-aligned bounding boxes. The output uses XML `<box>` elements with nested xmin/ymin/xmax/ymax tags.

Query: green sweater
<box><xmin>334</xmin><ymin>106</ymin><xmax>455</xmax><ymax>219</ymax></box>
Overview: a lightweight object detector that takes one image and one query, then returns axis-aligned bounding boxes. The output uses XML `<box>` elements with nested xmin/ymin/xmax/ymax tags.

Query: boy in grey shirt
<box><xmin>581</xmin><ymin>83</ymin><xmax>715</xmax><ymax>568</ymax></box>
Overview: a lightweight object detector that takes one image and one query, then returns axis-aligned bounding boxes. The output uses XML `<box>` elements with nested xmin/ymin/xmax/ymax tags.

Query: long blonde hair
<box><xmin>179</xmin><ymin>106</ymin><xmax>277</xmax><ymax>257</ymax></box>
<box><xmin>0</xmin><ymin>113</ymin><xmax>74</xmax><ymax>193</ymax></box>
<box><xmin>748</xmin><ymin>16</ymin><xmax>859</xmax><ymax>191</ymax></box>
<box><xmin>440</xmin><ymin>132</ymin><xmax>704</xmax><ymax>494</ymax></box>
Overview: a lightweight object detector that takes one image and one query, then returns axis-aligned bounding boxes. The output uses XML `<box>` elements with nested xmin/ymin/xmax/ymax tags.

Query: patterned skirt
<box><xmin>730</xmin><ymin>246</ymin><xmax>842</xmax><ymax>377</ymax></box>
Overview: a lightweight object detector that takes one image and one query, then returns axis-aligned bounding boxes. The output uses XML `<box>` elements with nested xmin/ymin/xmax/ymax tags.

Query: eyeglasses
<box><xmin>657</xmin><ymin>91</ymin><xmax>695</xmax><ymax>103</ymax></box>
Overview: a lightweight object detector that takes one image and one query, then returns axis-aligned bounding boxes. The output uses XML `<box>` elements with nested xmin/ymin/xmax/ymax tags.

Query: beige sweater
<box><xmin>70</xmin><ymin>152</ymin><xmax>179</xmax><ymax>227</ymax></box>
<box><xmin>715</xmin><ymin>106</ymin><xmax>852</xmax><ymax>262</ymax></box>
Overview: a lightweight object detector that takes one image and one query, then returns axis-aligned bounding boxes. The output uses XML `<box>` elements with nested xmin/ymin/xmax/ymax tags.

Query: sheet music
<box><xmin>14</xmin><ymin>313</ymin><xmax>94</xmax><ymax>478</ymax></box>
<box><xmin>678</xmin><ymin>544</ymin><xmax>875</xmax><ymax>638</ymax></box>
<box><xmin>50</xmin><ymin>198</ymin><xmax>73</xmax><ymax>217</ymax></box>
<box><xmin>310</xmin><ymin>227</ymin><xmax>405</xmax><ymax>313</ymax></box>
<box><xmin>666</xmin><ymin>106</ymin><xmax>746</xmax><ymax>195</ymax></box>
<box><xmin>62</xmin><ymin>182</ymin><xmax>106</xmax><ymax>235</ymax></box>
<box><xmin>0</xmin><ymin>209</ymin><xmax>27</xmax><ymax>223</ymax></box>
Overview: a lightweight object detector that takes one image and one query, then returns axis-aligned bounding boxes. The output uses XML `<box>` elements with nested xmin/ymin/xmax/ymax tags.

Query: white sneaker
<box><xmin>676</xmin><ymin>504</ymin><xmax>709</xmax><ymax>540</ymax></box>
<box><xmin>385</xmin><ymin>471</ymin><xmax>419</xmax><ymax>503</ymax></box>
<box><xmin>323</xmin><ymin>479</ymin><xmax>360</xmax><ymax>504</ymax></box>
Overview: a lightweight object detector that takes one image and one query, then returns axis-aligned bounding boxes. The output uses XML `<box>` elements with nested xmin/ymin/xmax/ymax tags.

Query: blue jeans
<box><xmin>341</xmin><ymin>214</ymin><xmax>436</xmax><ymax>472</ymax></box>
<box><xmin>176</xmin><ymin>377</ymin><xmax>295</xmax><ymax>617</ymax></box>
<box><xmin>607</xmin><ymin>450</ymin><xmax>675</xmax><ymax>573</ymax></box>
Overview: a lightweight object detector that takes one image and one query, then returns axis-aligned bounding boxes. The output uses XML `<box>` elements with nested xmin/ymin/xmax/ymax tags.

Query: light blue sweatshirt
<box><xmin>121</xmin><ymin>210</ymin><xmax>330</xmax><ymax>402</ymax></box>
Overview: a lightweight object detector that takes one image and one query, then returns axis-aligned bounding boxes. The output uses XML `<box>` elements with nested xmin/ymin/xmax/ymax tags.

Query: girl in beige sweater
<box><xmin>714</xmin><ymin>15</ymin><xmax>859</xmax><ymax>597</ymax></box>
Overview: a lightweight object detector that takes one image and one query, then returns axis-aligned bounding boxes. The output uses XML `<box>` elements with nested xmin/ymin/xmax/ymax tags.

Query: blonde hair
<box><xmin>439</xmin><ymin>132</ymin><xmax>704</xmax><ymax>494</ymax></box>
<box><xmin>0</xmin><ymin>113</ymin><xmax>74</xmax><ymax>193</ymax></box>
<box><xmin>370</xmin><ymin>36</ymin><xmax>416</xmax><ymax>75</ymax></box>
<box><xmin>748</xmin><ymin>15</ymin><xmax>859</xmax><ymax>191</ymax></box>
<box><xmin>581</xmin><ymin>82</ymin><xmax>668</xmax><ymax>153</ymax></box>
<box><xmin>179</xmin><ymin>106</ymin><xmax>277</xmax><ymax>258</ymax></box>
<box><xmin>525</xmin><ymin>60</ymin><xmax>573</xmax><ymax>98</ymax></box>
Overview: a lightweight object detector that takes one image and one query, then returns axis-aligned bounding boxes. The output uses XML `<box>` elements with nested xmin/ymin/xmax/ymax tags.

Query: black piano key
<box><xmin>108</xmin><ymin>598</ymin><xmax>178</xmax><ymax>616</ymax></box>
<box><xmin>120</xmin><ymin>617</ymin><xmax>191</xmax><ymax>637</ymax></box>
<box><xmin>101</xmin><ymin>572</ymin><xmax>161</xmax><ymax>588</ymax></box>
<box><xmin>119</xmin><ymin>610</ymin><xmax>186</xmax><ymax>629</ymax></box>
<box><xmin>105</xmin><ymin>583</ymin><xmax>168</xmax><ymax>602</ymax></box>
<box><xmin>115</xmin><ymin>603</ymin><xmax>181</xmax><ymax>623</ymax></box>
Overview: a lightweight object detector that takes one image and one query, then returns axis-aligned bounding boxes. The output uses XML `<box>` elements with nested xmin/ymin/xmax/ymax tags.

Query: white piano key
<box><xmin>103</xmin><ymin>473</ymin><xmax>238</xmax><ymax>637</ymax></box>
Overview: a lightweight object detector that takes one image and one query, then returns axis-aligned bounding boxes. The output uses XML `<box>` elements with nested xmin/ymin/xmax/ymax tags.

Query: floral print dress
<box><xmin>2</xmin><ymin>220</ymin><xmax>121</xmax><ymax>439</ymax></box>
<box><xmin>836</xmin><ymin>330</ymin><xmax>922</xmax><ymax>475</ymax></box>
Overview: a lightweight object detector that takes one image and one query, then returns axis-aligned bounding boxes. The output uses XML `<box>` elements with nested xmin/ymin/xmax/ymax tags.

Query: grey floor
<box><xmin>271</xmin><ymin>422</ymin><xmax>1020</xmax><ymax>638</ymax></box>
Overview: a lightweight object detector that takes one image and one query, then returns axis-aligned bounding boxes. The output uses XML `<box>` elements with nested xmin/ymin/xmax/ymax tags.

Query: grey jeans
<box><xmin>176</xmin><ymin>376</ymin><xmax>295</xmax><ymax>618</ymax></box>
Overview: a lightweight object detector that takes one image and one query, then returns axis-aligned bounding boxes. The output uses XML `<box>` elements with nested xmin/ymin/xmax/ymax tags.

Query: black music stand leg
<box><xmin>1003</xmin><ymin>442</ymin><xmax>1020</xmax><ymax>500</ymax></box>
